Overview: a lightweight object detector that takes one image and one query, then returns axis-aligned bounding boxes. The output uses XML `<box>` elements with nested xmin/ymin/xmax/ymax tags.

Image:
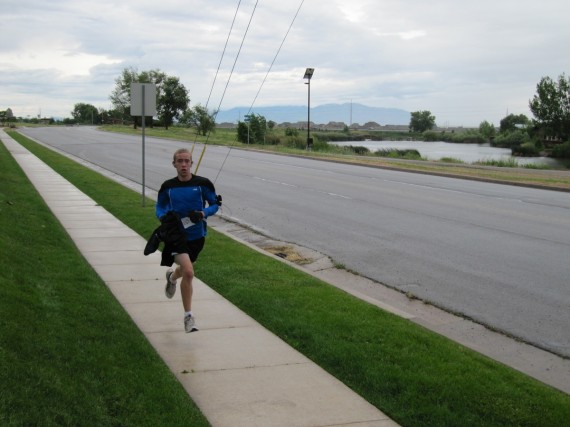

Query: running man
<box><xmin>156</xmin><ymin>148</ymin><xmax>221</xmax><ymax>332</ymax></box>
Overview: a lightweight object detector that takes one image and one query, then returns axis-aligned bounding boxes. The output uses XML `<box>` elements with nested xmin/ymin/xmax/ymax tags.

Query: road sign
<box><xmin>130</xmin><ymin>83</ymin><xmax>156</xmax><ymax>207</ymax></box>
<box><xmin>130</xmin><ymin>83</ymin><xmax>156</xmax><ymax>116</ymax></box>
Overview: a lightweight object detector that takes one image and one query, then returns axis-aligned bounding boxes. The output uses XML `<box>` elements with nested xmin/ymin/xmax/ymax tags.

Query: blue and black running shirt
<box><xmin>156</xmin><ymin>175</ymin><xmax>219</xmax><ymax>241</ymax></box>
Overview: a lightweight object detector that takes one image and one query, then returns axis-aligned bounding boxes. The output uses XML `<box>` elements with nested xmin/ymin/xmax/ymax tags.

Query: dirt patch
<box><xmin>263</xmin><ymin>245</ymin><xmax>314</xmax><ymax>265</ymax></box>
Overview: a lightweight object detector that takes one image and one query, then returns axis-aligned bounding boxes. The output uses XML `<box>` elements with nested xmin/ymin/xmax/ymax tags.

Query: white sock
<box><xmin>185</xmin><ymin>311</ymin><xmax>193</xmax><ymax>318</ymax></box>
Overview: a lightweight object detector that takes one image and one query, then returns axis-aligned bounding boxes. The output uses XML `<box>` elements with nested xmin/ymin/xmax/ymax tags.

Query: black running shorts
<box><xmin>161</xmin><ymin>237</ymin><xmax>205</xmax><ymax>266</ymax></box>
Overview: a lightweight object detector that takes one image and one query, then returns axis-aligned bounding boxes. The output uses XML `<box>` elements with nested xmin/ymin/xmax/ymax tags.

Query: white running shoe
<box><xmin>165</xmin><ymin>268</ymin><xmax>176</xmax><ymax>299</ymax></box>
<box><xmin>184</xmin><ymin>315</ymin><xmax>199</xmax><ymax>333</ymax></box>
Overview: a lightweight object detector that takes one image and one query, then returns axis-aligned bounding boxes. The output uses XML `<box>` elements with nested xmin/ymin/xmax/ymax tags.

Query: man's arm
<box><xmin>202</xmin><ymin>185</ymin><xmax>220</xmax><ymax>219</ymax></box>
<box><xmin>156</xmin><ymin>187</ymin><xmax>170</xmax><ymax>219</ymax></box>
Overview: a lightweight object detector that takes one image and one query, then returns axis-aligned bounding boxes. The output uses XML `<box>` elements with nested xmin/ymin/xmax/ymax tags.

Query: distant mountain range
<box><xmin>215</xmin><ymin>103</ymin><xmax>411</xmax><ymax>126</ymax></box>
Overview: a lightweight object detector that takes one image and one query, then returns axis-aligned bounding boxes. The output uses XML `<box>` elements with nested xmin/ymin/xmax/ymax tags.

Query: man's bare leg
<box><xmin>172</xmin><ymin>253</ymin><xmax>194</xmax><ymax>312</ymax></box>
<box><xmin>172</xmin><ymin>253</ymin><xmax>198</xmax><ymax>332</ymax></box>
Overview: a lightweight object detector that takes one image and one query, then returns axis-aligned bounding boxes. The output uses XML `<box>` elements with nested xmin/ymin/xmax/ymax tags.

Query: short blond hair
<box><xmin>172</xmin><ymin>148</ymin><xmax>191</xmax><ymax>163</ymax></box>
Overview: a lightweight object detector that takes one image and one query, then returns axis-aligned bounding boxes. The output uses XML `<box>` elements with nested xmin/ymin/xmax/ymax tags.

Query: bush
<box><xmin>422</xmin><ymin>131</ymin><xmax>440</xmax><ymax>141</ymax></box>
<box><xmin>344</xmin><ymin>145</ymin><xmax>370</xmax><ymax>155</ymax></box>
<box><xmin>423</xmin><ymin>130</ymin><xmax>486</xmax><ymax>144</ymax></box>
<box><xmin>375</xmin><ymin>149</ymin><xmax>422</xmax><ymax>160</ymax></box>
<box><xmin>451</xmin><ymin>133</ymin><xmax>486</xmax><ymax>144</ymax></box>
<box><xmin>264</xmin><ymin>134</ymin><xmax>281</xmax><ymax>145</ymax></box>
<box><xmin>285</xmin><ymin>127</ymin><xmax>298</xmax><ymax>137</ymax></box>
<box><xmin>313</xmin><ymin>132</ymin><xmax>367</xmax><ymax>142</ymax></box>
<box><xmin>551</xmin><ymin>141</ymin><xmax>570</xmax><ymax>158</ymax></box>
<box><xmin>281</xmin><ymin>135</ymin><xmax>306</xmax><ymax>150</ymax></box>
<box><xmin>512</xmin><ymin>142</ymin><xmax>540</xmax><ymax>157</ymax></box>
<box><xmin>492</xmin><ymin>130</ymin><xmax>529</xmax><ymax>148</ymax></box>
<box><xmin>313</xmin><ymin>140</ymin><xmax>333</xmax><ymax>152</ymax></box>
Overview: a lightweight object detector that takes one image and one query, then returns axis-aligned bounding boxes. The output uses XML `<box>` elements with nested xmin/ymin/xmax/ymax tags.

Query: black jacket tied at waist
<box><xmin>143</xmin><ymin>211</ymin><xmax>186</xmax><ymax>256</ymax></box>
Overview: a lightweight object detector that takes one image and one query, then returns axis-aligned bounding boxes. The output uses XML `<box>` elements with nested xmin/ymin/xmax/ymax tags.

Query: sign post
<box><xmin>130</xmin><ymin>83</ymin><xmax>157</xmax><ymax>206</ymax></box>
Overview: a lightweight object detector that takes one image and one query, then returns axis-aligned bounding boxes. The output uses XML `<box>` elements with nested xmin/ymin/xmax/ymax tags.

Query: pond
<box><xmin>329</xmin><ymin>140</ymin><xmax>566</xmax><ymax>168</ymax></box>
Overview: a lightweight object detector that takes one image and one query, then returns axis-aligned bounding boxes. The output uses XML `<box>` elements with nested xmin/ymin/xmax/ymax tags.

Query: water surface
<box><xmin>331</xmin><ymin>140</ymin><xmax>564</xmax><ymax>167</ymax></box>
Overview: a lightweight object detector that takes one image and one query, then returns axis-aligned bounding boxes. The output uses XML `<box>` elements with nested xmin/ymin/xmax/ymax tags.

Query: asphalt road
<box><xmin>19</xmin><ymin>126</ymin><xmax>570</xmax><ymax>358</ymax></box>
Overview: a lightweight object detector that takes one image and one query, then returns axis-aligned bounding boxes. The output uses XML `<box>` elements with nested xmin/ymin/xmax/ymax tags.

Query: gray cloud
<box><xmin>1</xmin><ymin>0</ymin><xmax>568</xmax><ymax>126</ymax></box>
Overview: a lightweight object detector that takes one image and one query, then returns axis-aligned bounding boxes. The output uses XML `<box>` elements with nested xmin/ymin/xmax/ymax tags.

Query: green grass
<box><xmin>4</xmin><ymin>130</ymin><xmax>570</xmax><ymax>426</ymax></box>
<box><xmin>521</xmin><ymin>162</ymin><xmax>551</xmax><ymax>170</ymax></box>
<box><xmin>0</xmin><ymin>138</ymin><xmax>210</xmax><ymax>426</ymax></box>
<box><xmin>474</xmin><ymin>158</ymin><xmax>521</xmax><ymax>168</ymax></box>
<box><xmin>99</xmin><ymin>124</ymin><xmax>238</xmax><ymax>146</ymax></box>
<box><xmin>374</xmin><ymin>148</ymin><xmax>424</xmax><ymax>160</ymax></box>
<box><xmin>472</xmin><ymin>158</ymin><xmax>549</xmax><ymax>169</ymax></box>
<box><xmin>440</xmin><ymin>157</ymin><xmax>466</xmax><ymax>164</ymax></box>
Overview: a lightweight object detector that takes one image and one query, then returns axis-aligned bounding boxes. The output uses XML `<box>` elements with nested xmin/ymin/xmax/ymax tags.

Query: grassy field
<box><xmin>3</xmin><ymin>130</ymin><xmax>570</xmax><ymax>426</ymax></box>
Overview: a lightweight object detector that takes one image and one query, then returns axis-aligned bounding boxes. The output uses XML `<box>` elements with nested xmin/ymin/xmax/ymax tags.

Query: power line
<box><xmin>190</xmin><ymin>0</ymin><xmax>243</xmax><ymax>156</ymax></box>
<box><xmin>204</xmin><ymin>0</ymin><xmax>243</xmax><ymax>111</ymax></box>
<box><xmin>212</xmin><ymin>0</ymin><xmax>259</xmax><ymax>122</ymax></box>
<box><xmin>246</xmin><ymin>0</ymin><xmax>306</xmax><ymax>115</ymax></box>
<box><xmin>195</xmin><ymin>0</ymin><xmax>259</xmax><ymax>174</ymax></box>
<box><xmin>211</xmin><ymin>0</ymin><xmax>306</xmax><ymax>184</ymax></box>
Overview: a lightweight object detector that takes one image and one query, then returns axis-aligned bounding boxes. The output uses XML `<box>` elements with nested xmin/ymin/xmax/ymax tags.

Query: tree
<box><xmin>109</xmin><ymin>67</ymin><xmax>168</xmax><ymax>127</ymax></box>
<box><xmin>71</xmin><ymin>103</ymin><xmax>99</xmax><ymax>124</ymax></box>
<box><xmin>179</xmin><ymin>104</ymin><xmax>216</xmax><ymax>135</ymax></box>
<box><xmin>237</xmin><ymin>114</ymin><xmax>267</xmax><ymax>144</ymax></box>
<box><xmin>529</xmin><ymin>73</ymin><xmax>570</xmax><ymax>140</ymax></box>
<box><xmin>109</xmin><ymin>67</ymin><xmax>139</xmax><ymax>123</ymax></box>
<box><xmin>0</xmin><ymin>108</ymin><xmax>14</xmax><ymax>125</ymax></box>
<box><xmin>478</xmin><ymin>120</ymin><xmax>496</xmax><ymax>140</ymax></box>
<box><xmin>409</xmin><ymin>110</ymin><xmax>435</xmax><ymax>133</ymax></box>
<box><xmin>157</xmin><ymin>76</ymin><xmax>189</xmax><ymax>129</ymax></box>
<box><xmin>499</xmin><ymin>113</ymin><xmax>529</xmax><ymax>134</ymax></box>
<box><xmin>98</xmin><ymin>108</ymin><xmax>110</xmax><ymax>125</ymax></box>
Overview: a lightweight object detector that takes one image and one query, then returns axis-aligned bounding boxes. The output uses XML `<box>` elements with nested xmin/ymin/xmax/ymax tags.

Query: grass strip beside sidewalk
<box><xmin>0</xmin><ymin>139</ymin><xmax>210</xmax><ymax>426</ymax></box>
<box><xmin>6</xmin><ymin>130</ymin><xmax>570</xmax><ymax>426</ymax></box>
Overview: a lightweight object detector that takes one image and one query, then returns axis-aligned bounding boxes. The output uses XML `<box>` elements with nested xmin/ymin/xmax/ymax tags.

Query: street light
<box><xmin>303</xmin><ymin>68</ymin><xmax>314</xmax><ymax>150</ymax></box>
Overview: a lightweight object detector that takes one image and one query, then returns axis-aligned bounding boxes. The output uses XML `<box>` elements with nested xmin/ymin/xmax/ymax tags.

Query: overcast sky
<box><xmin>1</xmin><ymin>0</ymin><xmax>569</xmax><ymax>126</ymax></box>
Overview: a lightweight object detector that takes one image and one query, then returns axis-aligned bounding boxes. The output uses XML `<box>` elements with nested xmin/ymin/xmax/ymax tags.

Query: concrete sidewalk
<box><xmin>3</xmin><ymin>132</ymin><xmax>399</xmax><ymax>426</ymax></box>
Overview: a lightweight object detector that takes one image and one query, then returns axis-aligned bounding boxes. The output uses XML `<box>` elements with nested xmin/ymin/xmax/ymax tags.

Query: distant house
<box><xmin>217</xmin><ymin>122</ymin><xmax>237</xmax><ymax>129</ymax></box>
<box><xmin>362</xmin><ymin>121</ymin><xmax>381</xmax><ymax>130</ymax></box>
<box><xmin>321</xmin><ymin>121</ymin><xmax>345</xmax><ymax>131</ymax></box>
